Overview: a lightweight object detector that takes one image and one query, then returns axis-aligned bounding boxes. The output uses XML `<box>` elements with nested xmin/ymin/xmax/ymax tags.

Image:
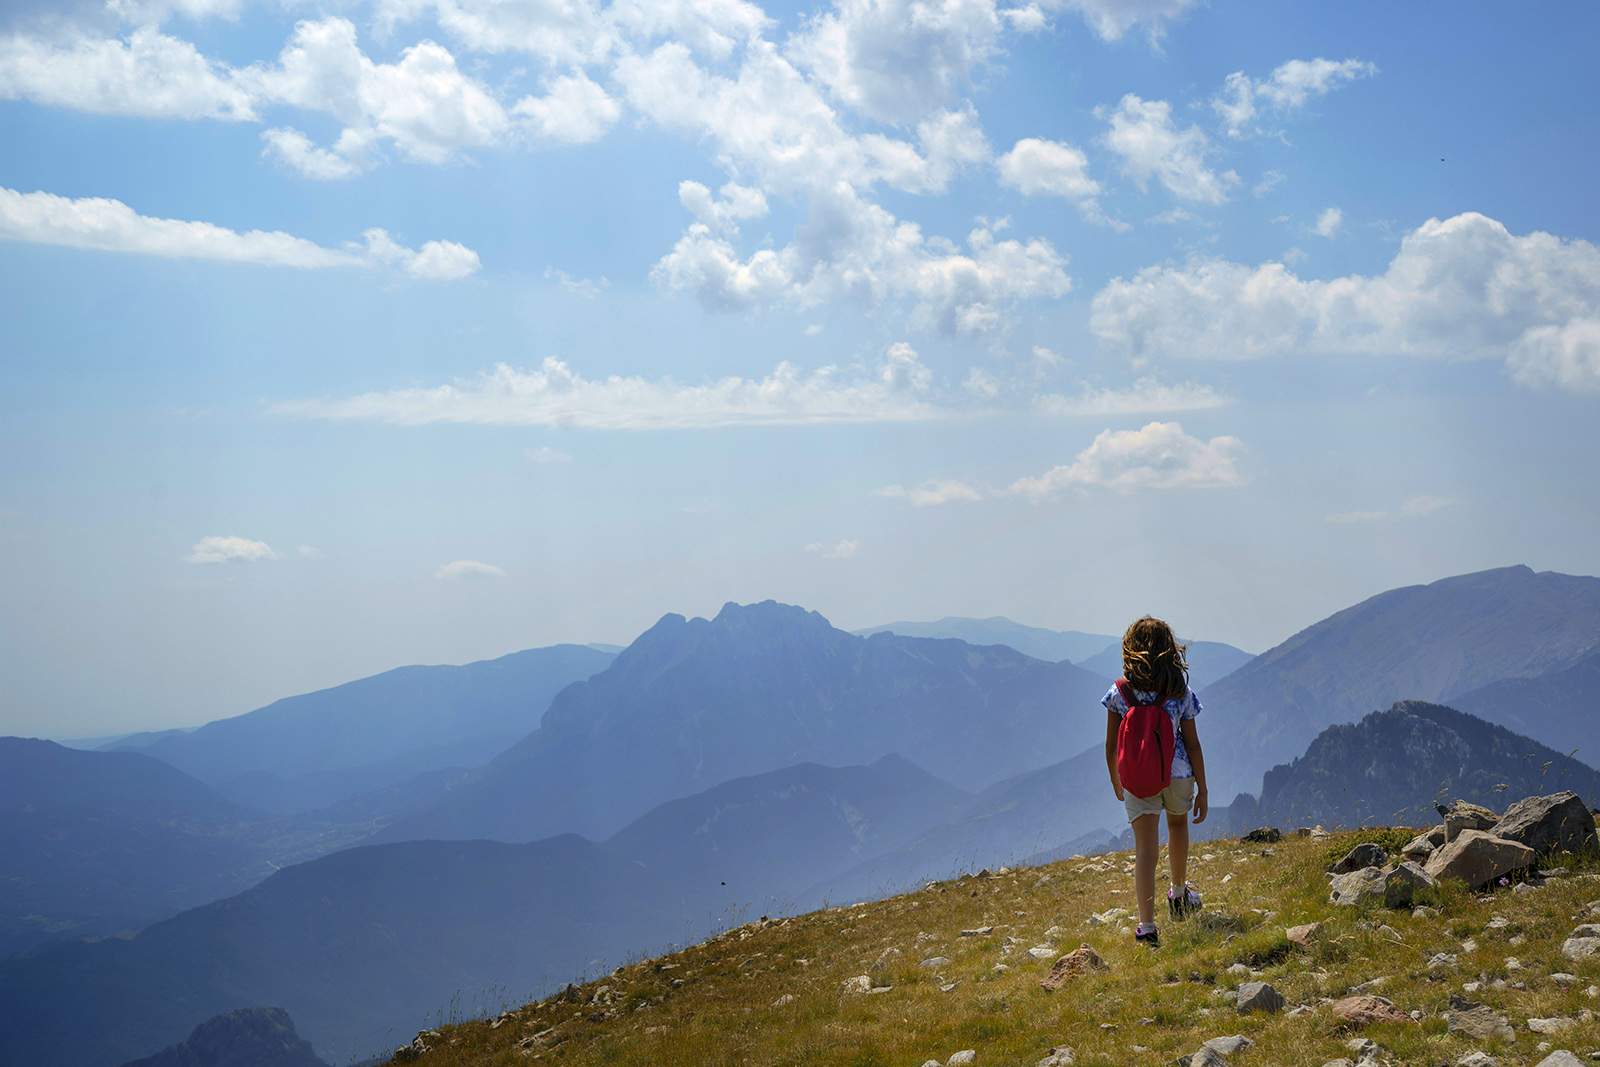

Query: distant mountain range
<box><xmin>373</xmin><ymin>602</ymin><xmax>1114</xmax><ymax>844</ymax></box>
<box><xmin>1199</xmin><ymin>565</ymin><xmax>1600</xmax><ymax>799</ymax></box>
<box><xmin>851</xmin><ymin>617</ymin><xmax>1117</xmax><ymax>664</ymax></box>
<box><xmin>100</xmin><ymin>645</ymin><xmax>614</xmax><ymax>815</ymax></box>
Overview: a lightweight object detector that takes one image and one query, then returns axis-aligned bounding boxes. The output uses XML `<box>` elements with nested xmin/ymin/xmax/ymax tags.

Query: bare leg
<box><xmin>1167</xmin><ymin>812</ymin><xmax>1190</xmax><ymax>891</ymax></box>
<box><xmin>1132</xmin><ymin>813</ymin><xmax>1160</xmax><ymax>925</ymax></box>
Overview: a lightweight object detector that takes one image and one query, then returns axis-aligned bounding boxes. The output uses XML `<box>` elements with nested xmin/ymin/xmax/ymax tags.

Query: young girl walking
<box><xmin>1103</xmin><ymin>616</ymin><xmax>1208</xmax><ymax>948</ymax></box>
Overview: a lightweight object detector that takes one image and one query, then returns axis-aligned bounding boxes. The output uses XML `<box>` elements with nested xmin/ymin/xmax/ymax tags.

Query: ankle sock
<box><xmin>1135</xmin><ymin>921</ymin><xmax>1157</xmax><ymax>935</ymax></box>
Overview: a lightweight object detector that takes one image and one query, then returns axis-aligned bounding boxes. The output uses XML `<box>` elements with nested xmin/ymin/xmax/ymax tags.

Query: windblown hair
<box><xmin>1121</xmin><ymin>616</ymin><xmax>1189</xmax><ymax>699</ymax></box>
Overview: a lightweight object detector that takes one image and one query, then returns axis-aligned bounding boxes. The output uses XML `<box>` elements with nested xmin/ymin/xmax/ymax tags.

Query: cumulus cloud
<box><xmin>1214</xmin><ymin>57</ymin><xmax>1377</xmax><ymax>138</ymax></box>
<box><xmin>1100</xmin><ymin>94</ymin><xmax>1236</xmax><ymax>204</ymax></box>
<box><xmin>1008</xmin><ymin>421</ymin><xmax>1245</xmax><ymax>500</ymax></box>
<box><xmin>1312</xmin><ymin>206</ymin><xmax>1342</xmax><ymax>238</ymax></box>
<box><xmin>1034</xmin><ymin>377</ymin><xmax>1230</xmax><ymax>416</ymax></box>
<box><xmin>185</xmin><ymin>535</ymin><xmax>277</xmax><ymax>563</ymax></box>
<box><xmin>511</xmin><ymin>71</ymin><xmax>620</xmax><ymax>143</ymax></box>
<box><xmin>1061</xmin><ymin>0</ymin><xmax>1199</xmax><ymax>41</ymax></box>
<box><xmin>273</xmin><ymin>346</ymin><xmax>943</xmax><ymax>429</ymax></box>
<box><xmin>545</xmin><ymin>267</ymin><xmax>609</xmax><ymax>297</ymax></box>
<box><xmin>877</xmin><ymin>480</ymin><xmax>982</xmax><ymax>506</ymax></box>
<box><xmin>805</xmin><ymin>538</ymin><xmax>858</xmax><ymax>558</ymax></box>
<box><xmin>0</xmin><ymin>186</ymin><xmax>480</xmax><ymax>278</ymax></box>
<box><xmin>678</xmin><ymin>180</ymin><xmax>769</xmax><ymax>234</ymax></box>
<box><xmin>996</xmin><ymin>137</ymin><xmax>1116</xmax><ymax>224</ymax></box>
<box><xmin>435</xmin><ymin>559</ymin><xmax>508</xmax><ymax>579</ymax></box>
<box><xmin>1089</xmin><ymin>212</ymin><xmax>1600</xmax><ymax>392</ymax></box>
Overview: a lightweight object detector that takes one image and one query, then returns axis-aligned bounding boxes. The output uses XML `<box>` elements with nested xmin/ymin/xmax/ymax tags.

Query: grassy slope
<box><xmin>382</xmin><ymin>831</ymin><xmax>1600</xmax><ymax>1067</ymax></box>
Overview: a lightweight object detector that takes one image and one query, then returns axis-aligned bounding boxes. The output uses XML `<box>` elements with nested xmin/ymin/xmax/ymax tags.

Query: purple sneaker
<box><xmin>1167</xmin><ymin>882</ymin><xmax>1202</xmax><ymax>920</ymax></box>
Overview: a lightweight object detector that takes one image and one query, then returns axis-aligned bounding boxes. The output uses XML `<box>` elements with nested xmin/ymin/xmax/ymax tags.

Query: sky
<box><xmin>3</xmin><ymin>0</ymin><xmax>1599</xmax><ymax>739</ymax></box>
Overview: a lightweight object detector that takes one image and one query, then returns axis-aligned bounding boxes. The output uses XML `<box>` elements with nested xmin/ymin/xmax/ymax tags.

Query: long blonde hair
<box><xmin>1121</xmin><ymin>616</ymin><xmax>1189</xmax><ymax>699</ymax></box>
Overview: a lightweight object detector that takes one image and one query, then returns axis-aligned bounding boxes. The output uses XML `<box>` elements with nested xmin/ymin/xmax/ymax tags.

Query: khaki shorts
<box><xmin>1125</xmin><ymin>776</ymin><xmax>1196</xmax><ymax>823</ymax></box>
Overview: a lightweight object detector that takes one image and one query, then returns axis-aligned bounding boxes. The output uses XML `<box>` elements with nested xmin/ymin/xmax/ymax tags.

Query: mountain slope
<box><xmin>1227</xmin><ymin>700</ymin><xmax>1600</xmax><ymax>831</ymax></box>
<box><xmin>1198</xmin><ymin>565</ymin><xmax>1600</xmax><ymax>798</ymax></box>
<box><xmin>1450</xmin><ymin>647</ymin><xmax>1600</xmax><ymax>762</ymax></box>
<box><xmin>851</xmin><ymin>617</ymin><xmax>1115</xmax><ymax>664</ymax></box>
<box><xmin>0</xmin><ymin>739</ymin><xmax>272</xmax><ymax>958</ymax></box>
<box><xmin>378</xmin><ymin>601</ymin><xmax>1112</xmax><ymax>844</ymax></box>
<box><xmin>0</xmin><ymin>756</ymin><xmax>978</xmax><ymax>1067</ymax></box>
<box><xmin>108</xmin><ymin>645</ymin><xmax>614</xmax><ymax>814</ymax></box>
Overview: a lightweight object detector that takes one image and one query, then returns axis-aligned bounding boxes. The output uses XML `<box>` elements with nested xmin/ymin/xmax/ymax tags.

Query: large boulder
<box><xmin>1234</xmin><ymin>981</ymin><xmax>1285</xmax><ymax>1013</ymax></box>
<box><xmin>1329</xmin><ymin>843</ymin><xmax>1389</xmax><ymax>875</ymax></box>
<box><xmin>1494</xmin><ymin>791</ymin><xmax>1597</xmax><ymax>856</ymax></box>
<box><xmin>1444</xmin><ymin>995</ymin><xmax>1514</xmax><ymax>1040</ymax></box>
<box><xmin>1439</xmin><ymin>800</ymin><xmax>1499</xmax><ymax>842</ymax></box>
<box><xmin>1039</xmin><ymin>945</ymin><xmax>1108</xmax><ymax>992</ymax></box>
<box><xmin>1329</xmin><ymin>866</ymin><xmax>1387</xmax><ymax>906</ymax></box>
<box><xmin>1384</xmin><ymin>862</ymin><xmax>1435</xmax><ymax>908</ymax></box>
<box><xmin>1423</xmin><ymin>830</ymin><xmax>1533</xmax><ymax>889</ymax></box>
<box><xmin>1401</xmin><ymin>826</ymin><xmax>1445</xmax><ymax>861</ymax></box>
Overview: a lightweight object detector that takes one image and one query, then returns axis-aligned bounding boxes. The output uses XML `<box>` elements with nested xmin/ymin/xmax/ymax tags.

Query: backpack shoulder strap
<box><xmin>1114</xmin><ymin>679</ymin><xmax>1138</xmax><ymax>708</ymax></box>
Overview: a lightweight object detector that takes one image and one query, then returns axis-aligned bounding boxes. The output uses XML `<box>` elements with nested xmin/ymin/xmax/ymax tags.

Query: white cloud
<box><xmin>805</xmin><ymin>538</ymin><xmax>858</xmax><ymax>558</ymax></box>
<box><xmin>877</xmin><ymin>480</ymin><xmax>982</xmax><ymax>506</ymax></box>
<box><xmin>525</xmin><ymin>445</ymin><xmax>573</xmax><ymax>462</ymax></box>
<box><xmin>0</xmin><ymin>27</ymin><xmax>257</xmax><ymax>119</ymax></box>
<box><xmin>1008</xmin><ymin>421</ymin><xmax>1245</xmax><ymax>500</ymax></box>
<box><xmin>610</xmin><ymin>0</ymin><xmax>770</xmax><ymax>58</ymax></box>
<box><xmin>273</xmin><ymin>347</ymin><xmax>944</xmax><ymax>429</ymax></box>
<box><xmin>1508</xmin><ymin>316</ymin><xmax>1600</xmax><ymax>393</ymax></box>
<box><xmin>435</xmin><ymin>559</ymin><xmax>508</xmax><ymax>579</ymax></box>
<box><xmin>996</xmin><ymin>137</ymin><xmax>1118</xmax><ymax>225</ymax></box>
<box><xmin>1034</xmin><ymin>377</ymin><xmax>1230</xmax><ymax>415</ymax></box>
<box><xmin>1146</xmin><ymin>206</ymin><xmax>1194</xmax><ymax>225</ymax></box>
<box><xmin>105</xmin><ymin>0</ymin><xmax>248</xmax><ymax>24</ymax></box>
<box><xmin>1213</xmin><ymin>57</ymin><xmax>1377</xmax><ymax>138</ymax></box>
<box><xmin>0</xmin><ymin>186</ymin><xmax>480</xmax><ymax>278</ymax></box>
<box><xmin>787</xmin><ymin>0</ymin><xmax>1004</xmax><ymax>124</ymax></box>
<box><xmin>1101</xmin><ymin>94</ymin><xmax>1236</xmax><ymax>204</ymax></box>
<box><xmin>1089</xmin><ymin>212</ymin><xmax>1600</xmax><ymax>393</ymax></box>
<box><xmin>1252</xmin><ymin>170</ymin><xmax>1284</xmax><ymax>198</ymax></box>
<box><xmin>375</xmin><ymin>0</ymin><xmax>616</xmax><ymax>67</ymax></box>
<box><xmin>1312</xmin><ymin>206</ymin><xmax>1342</xmax><ymax>238</ymax></box>
<box><xmin>545</xmin><ymin>267</ymin><xmax>609</xmax><ymax>297</ymax></box>
<box><xmin>962</xmin><ymin>367</ymin><xmax>999</xmax><ymax>397</ymax></box>
<box><xmin>511</xmin><ymin>71</ymin><xmax>620</xmax><ymax>144</ymax></box>
<box><xmin>260</xmin><ymin>127</ymin><xmax>366</xmax><ymax>180</ymax></box>
<box><xmin>1061</xmin><ymin>0</ymin><xmax>1199</xmax><ymax>41</ymax></box>
<box><xmin>1401</xmin><ymin>495</ymin><xmax>1453</xmax><ymax>516</ymax></box>
<box><xmin>677</xmin><ymin>180</ymin><xmax>769</xmax><ymax>234</ymax></box>
<box><xmin>296</xmin><ymin>544</ymin><xmax>323</xmax><ymax>558</ymax></box>
<box><xmin>185</xmin><ymin>535</ymin><xmax>277</xmax><ymax>563</ymax></box>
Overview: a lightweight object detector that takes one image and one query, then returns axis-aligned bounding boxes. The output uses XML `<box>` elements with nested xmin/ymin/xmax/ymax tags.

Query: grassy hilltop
<box><xmin>377</xmin><ymin>830</ymin><xmax>1600</xmax><ymax>1067</ymax></box>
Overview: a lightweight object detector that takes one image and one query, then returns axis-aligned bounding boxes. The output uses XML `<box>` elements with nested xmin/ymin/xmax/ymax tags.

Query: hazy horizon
<box><xmin>4</xmin><ymin>2</ymin><xmax>1598</xmax><ymax>738</ymax></box>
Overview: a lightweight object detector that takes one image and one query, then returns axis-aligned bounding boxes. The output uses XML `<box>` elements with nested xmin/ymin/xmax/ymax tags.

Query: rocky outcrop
<box><xmin>117</xmin><ymin>1008</ymin><xmax>327</xmax><ymax>1067</ymax></box>
<box><xmin>1383</xmin><ymin>861</ymin><xmax>1435</xmax><ymax>908</ymax></box>
<box><xmin>1493</xmin><ymin>791</ymin><xmax>1597</xmax><ymax>855</ymax></box>
<box><xmin>1424</xmin><ymin>829</ymin><xmax>1534</xmax><ymax>888</ymax></box>
<box><xmin>1328</xmin><ymin>843</ymin><xmax>1388</xmax><ymax>875</ymax></box>
<box><xmin>1329</xmin><ymin>867</ymin><xmax>1386</xmax><ymax>906</ymax></box>
<box><xmin>1439</xmin><ymin>800</ymin><xmax>1499</xmax><ymax>842</ymax></box>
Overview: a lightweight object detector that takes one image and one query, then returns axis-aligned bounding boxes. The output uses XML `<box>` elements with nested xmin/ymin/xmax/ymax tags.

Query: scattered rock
<box><xmin>1311</xmin><ymin>825</ymin><xmax>1331</xmax><ymax>839</ymax></box>
<box><xmin>1204</xmin><ymin>1035</ymin><xmax>1254</xmax><ymax>1055</ymax></box>
<box><xmin>1440</xmin><ymin>800</ymin><xmax>1500</xmax><ymax>841</ymax></box>
<box><xmin>938</xmin><ymin>982</ymin><xmax>957</xmax><ymax>993</ymax></box>
<box><xmin>1332</xmin><ymin>995</ymin><xmax>1412</xmax><ymax>1026</ymax></box>
<box><xmin>1242</xmin><ymin>827</ymin><xmax>1282</xmax><ymax>843</ymax></box>
<box><xmin>1039</xmin><ymin>944</ymin><xmax>1109</xmax><ymax>992</ymax></box>
<box><xmin>1036</xmin><ymin>1047</ymin><xmax>1075</xmax><ymax>1067</ymax></box>
<box><xmin>1561</xmin><ymin>924</ymin><xmax>1600</xmax><ymax>960</ymax></box>
<box><xmin>1330</xmin><ymin>843</ymin><xmax>1390</xmax><ymax>875</ymax></box>
<box><xmin>1027</xmin><ymin>944</ymin><xmax>1056</xmax><ymax>960</ymax></box>
<box><xmin>1346</xmin><ymin>1037</ymin><xmax>1381</xmax><ymax>1064</ymax></box>
<box><xmin>1457</xmin><ymin>1052</ymin><xmax>1499</xmax><ymax>1067</ymax></box>
<box><xmin>1528</xmin><ymin>1017</ymin><xmax>1575</xmax><ymax>1034</ymax></box>
<box><xmin>1425</xmin><ymin>830</ymin><xmax>1535</xmax><ymax>889</ymax></box>
<box><xmin>948</xmin><ymin>1051</ymin><xmax>976</xmax><ymax>1065</ymax></box>
<box><xmin>1428</xmin><ymin>953</ymin><xmax>1459</xmax><ymax>968</ymax></box>
<box><xmin>960</xmin><ymin>927</ymin><xmax>994</xmax><ymax>937</ymax></box>
<box><xmin>1235</xmin><ymin>981</ymin><xmax>1285</xmax><ymax>1014</ymax></box>
<box><xmin>1550</xmin><ymin>972</ymin><xmax>1577</xmax><ymax>985</ymax></box>
<box><xmin>1495</xmin><ymin>791</ymin><xmax>1598</xmax><ymax>856</ymax></box>
<box><xmin>771</xmin><ymin>994</ymin><xmax>796</xmax><ymax>1008</ymax></box>
<box><xmin>920</xmin><ymin>956</ymin><xmax>951</xmax><ymax>969</ymax></box>
<box><xmin>1329</xmin><ymin>867</ymin><xmax>1387</xmax><ymax>907</ymax></box>
<box><xmin>1287</xmin><ymin>922</ymin><xmax>1323</xmax><ymax>949</ymax></box>
<box><xmin>1384</xmin><ymin>861</ymin><xmax>1436</xmax><ymax>908</ymax></box>
<box><xmin>841</xmin><ymin>975</ymin><xmax>872</xmax><ymax>995</ymax></box>
<box><xmin>1226</xmin><ymin>963</ymin><xmax>1251</xmax><ymax>978</ymax></box>
<box><xmin>1413</xmin><ymin>906</ymin><xmax>1438</xmax><ymax>919</ymax></box>
<box><xmin>1403</xmin><ymin>826</ymin><xmax>1447</xmax><ymax>861</ymax></box>
<box><xmin>1320</xmin><ymin>1061</ymin><xmax>1355</xmax><ymax>1067</ymax></box>
<box><xmin>1533</xmin><ymin>1054</ymin><xmax>1584</xmax><ymax>1067</ymax></box>
<box><xmin>1184</xmin><ymin>1047</ymin><xmax>1229</xmax><ymax>1067</ymax></box>
<box><xmin>1446</xmin><ymin>994</ymin><xmax>1515</xmax><ymax>1040</ymax></box>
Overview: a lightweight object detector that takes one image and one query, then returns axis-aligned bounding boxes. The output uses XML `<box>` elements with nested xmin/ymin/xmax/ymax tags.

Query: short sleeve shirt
<box><xmin>1102</xmin><ymin>684</ymin><xmax>1202</xmax><ymax>780</ymax></box>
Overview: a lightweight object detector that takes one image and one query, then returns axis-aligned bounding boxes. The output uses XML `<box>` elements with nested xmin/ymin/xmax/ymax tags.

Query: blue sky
<box><xmin>3</xmin><ymin>0</ymin><xmax>1598</xmax><ymax>738</ymax></box>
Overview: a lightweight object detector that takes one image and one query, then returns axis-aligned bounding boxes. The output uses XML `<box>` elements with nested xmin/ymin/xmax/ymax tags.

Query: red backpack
<box><xmin>1115</xmin><ymin>679</ymin><xmax>1175</xmax><ymax>800</ymax></box>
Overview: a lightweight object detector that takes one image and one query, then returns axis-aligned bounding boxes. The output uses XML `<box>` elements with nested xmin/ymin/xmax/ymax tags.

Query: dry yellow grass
<box><xmin>384</xmin><ymin>830</ymin><xmax>1600</xmax><ymax>1067</ymax></box>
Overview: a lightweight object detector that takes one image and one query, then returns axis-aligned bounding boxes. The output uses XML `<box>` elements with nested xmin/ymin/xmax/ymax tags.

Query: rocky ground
<box><xmin>379</xmin><ymin>792</ymin><xmax>1600</xmax><ymax>1067</ymax></box>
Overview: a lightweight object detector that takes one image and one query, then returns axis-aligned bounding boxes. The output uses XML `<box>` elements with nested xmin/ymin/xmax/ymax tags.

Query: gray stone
<box><xmin>1533</xmin><ymin>1053</ymin><xmax>1584</xmax><ymax>1067</ymax></box>
<box><xmin>1036</xmin><ymin>1049</ymin><xmax>1075</xmax><ymax>1067</ymax></box>
<box><xmin>1330</xmin><ymin>866</ymin><xmax>1387</xmax><ymax>906</ymax></box>
<box><xmin>1561</xmin><ymin>924</ymin><xmax>1600</xmax><ymax>960</ymax></box>
<box><xmin>1320</xmin><ymin>1061</ymin><xmax>1355</xmax><ymax>1067</ymax></box>
<box><xmin>947</xmin><ymin>1052</ymin><xmax>976</xmax><ymax>1066</ymax></box>
<box><xmin>1235</xmin><ymin>981</ymin><xmax>1285</xmax><ymax>1013</ymax></box>
<box><xmin>959</xmin><ymin>926</ymin><xmax>994</xmax><ymax>937</ymax></box>
<box><xmin>1204</xmin><ymin>1035</ymin><xmax>1254</xmax><ymax>1056</ymax></box>
<box><xmin>1528</xmin><ymin>1017</ymin><xmax>1575</xmax><ymax>1034</ymax></box>
<box><xmin>1330</xmin><ymin>843</ymin><xmax>1390</xmax><ymax>874</ymax></box>
<box><xmin>1189</xmin><ymin>1048</ymin><xmax>1230</xmax><ymax>1067</ymax></box>
<box><xmin>1384</xmin><ymin>861</ymin><xmax>1436</xmax><ymax>908</ymax></box>
<box><xmin>841</xmin><ymin>975</ymin><xmax>871</xmax><ymax>995</ymax></box>
<box><xmin>1441</xmin><ymin>800</ymin><xmax>1499</xmax><ymax>841</ymax></box>
<box><xmin>1456</xmin><ymin>1053</ymin><xmax>1498</xmax><ymax>1067</ymax></box>
<box><xmin>1403</xmin><ymin>826</ymin><xmax>1447</xmax><ymax>860</ymax></box>
<box><xmin>1446</xmin><ymin>994</ymin><xmax>1514</xmax><ymax>1040</ymax></box>
<box><xmin>1424</xmin><ymin>830</ymin><xmax>1535</xmax><ymax>889</ymax></box>
<box><xmin>920</xmin><ymin>956</ymin><xmax>951</xmax><ymax>968</ymax></box>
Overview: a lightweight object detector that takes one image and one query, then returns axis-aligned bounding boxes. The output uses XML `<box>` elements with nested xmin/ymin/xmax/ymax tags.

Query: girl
<box><xmin>1103</xmin><ymin>616</ymin><xmax>1208</xmax><ymax>949</ymax></box>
